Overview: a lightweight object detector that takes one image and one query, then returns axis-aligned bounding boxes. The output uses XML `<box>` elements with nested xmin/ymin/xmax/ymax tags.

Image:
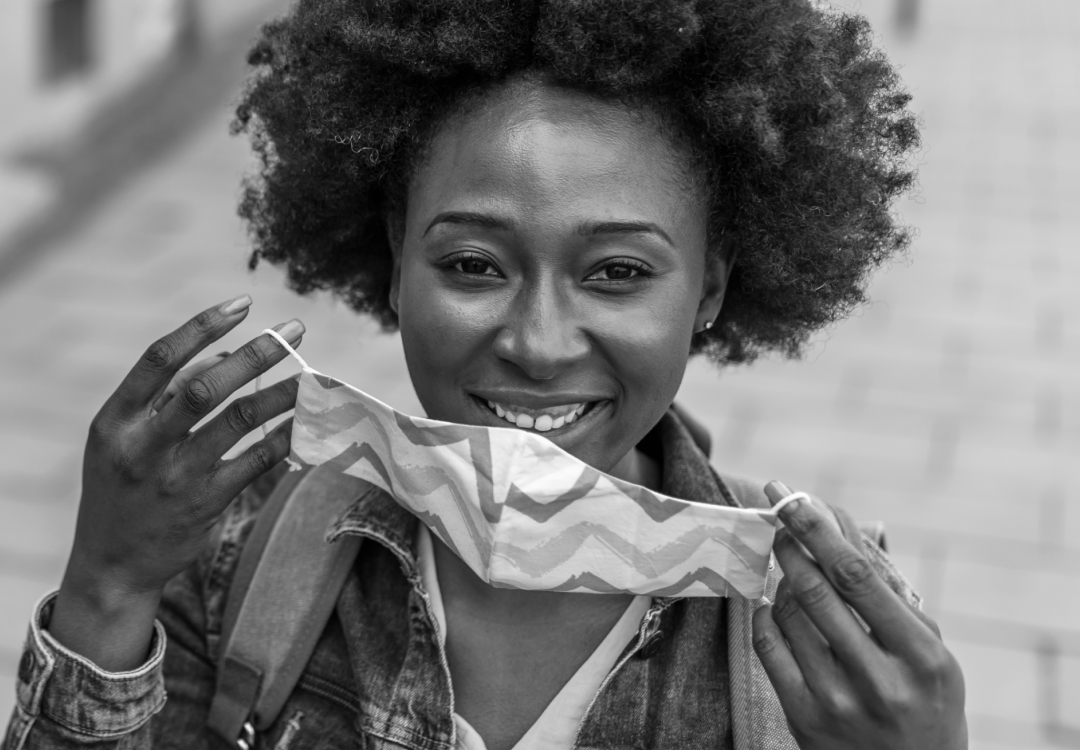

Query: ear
<box><xmin>386</xmin><ymin>214</ymin><xmax>405</xmax><ymax>317</ymax></box>
<box><xmin>694</xmin><ymin>246</ymin><xmax>735</xmax><ymax>333</ymax></box>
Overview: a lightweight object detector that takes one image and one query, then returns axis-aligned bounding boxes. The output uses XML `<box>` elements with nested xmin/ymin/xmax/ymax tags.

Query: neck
<box><xmin>608</xmin><ymin>445</ymin><xmax>662</xmax><ymax>491</ymax></box>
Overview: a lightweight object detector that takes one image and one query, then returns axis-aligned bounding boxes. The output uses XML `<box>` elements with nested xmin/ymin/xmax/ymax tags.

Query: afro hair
<box><xmin>234</xmin><ymin>0</ymin><xmax>920</xmax><ymax>364</ymax></box>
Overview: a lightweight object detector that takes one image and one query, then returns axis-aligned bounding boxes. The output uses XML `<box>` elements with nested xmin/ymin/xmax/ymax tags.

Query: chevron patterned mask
<box><xmin>265</xmin><ymin>330</ymin><xmax>796</xmax><ymax>599</ymax></box>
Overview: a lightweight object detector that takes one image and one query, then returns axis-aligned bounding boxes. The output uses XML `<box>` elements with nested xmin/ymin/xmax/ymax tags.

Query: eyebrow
<box><xmin>423</xmin><ymin>211</ymin><xmax>513</xmax><ymax>237</ymax></box>
<box><xmin>422</xmin><ymin>211</ymin><xmax>675</xmax><ymax>248</ymax></box>
<box><xmin>577</xmin><ymin>220</ymin><xmax>675</xmax><ymax>249</ymax></box>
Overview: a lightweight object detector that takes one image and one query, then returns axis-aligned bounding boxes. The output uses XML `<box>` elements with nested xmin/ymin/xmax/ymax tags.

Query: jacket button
<box><xmin>18</xmin><ymin>651</ymin><xmax>35</xmax><ymax>684</ymax></box>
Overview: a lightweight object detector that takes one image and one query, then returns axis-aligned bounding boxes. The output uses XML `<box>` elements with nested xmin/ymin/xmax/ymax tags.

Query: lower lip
<box><xmin>471</xmin><ymin>396</ymin><xmax>608</xmax><ymax>436</ymax></box>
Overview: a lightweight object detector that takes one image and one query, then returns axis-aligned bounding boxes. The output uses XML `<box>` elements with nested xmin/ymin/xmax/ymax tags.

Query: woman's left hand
<box><xmin>752</xmin><ymin>493</ymin><xmax>968</xmax><ymax>749</ymax></box>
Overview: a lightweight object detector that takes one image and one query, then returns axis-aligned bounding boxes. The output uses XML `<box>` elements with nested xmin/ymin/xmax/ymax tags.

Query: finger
<box><xmin>770</xmin><ymin>577</ymin><xmax>838</xmax><ymax>689</ymax></box>
<box><xmin>753</xmin><ymin>601</ymin><xmax>811</xmax><ymax>713</ymax></box>
<box><xmin>152</xmin><ymin>352</ymin><xmax>230</xmax><ymax>413</ymax></box>
<box><xmin>770</xmin><ymin>484</ymin><xmax>941</xmax><ymax>658</ymax></box>
<box><xmin>209</xmin><ymin>418</ymin><xmax>294</xmax><ymax>500</ymax></box>
<box><xmin>914</xmin><ymin>609</ymin><xmax>943</xmax><ymax>640</ymax></box>
<box><xmin>773</xmin><ymin>529</ymin><xmax>881</xmax><ymax>671</ymax></box>
<box><xmin>152</xmin><ymin>319</ymin><xmax>304</xmax><ymax>440</ymax></box>
<box><xmin>185</xmin><ymin>376</ymin><xmax>299</xmax><ymax>464</ymax></box>
<box><xmin>106</xmin><ymin>295</ymin><xmax>253</xmax><ymax>417</ymax></box>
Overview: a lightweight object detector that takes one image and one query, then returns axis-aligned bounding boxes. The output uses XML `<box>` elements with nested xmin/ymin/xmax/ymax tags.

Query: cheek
<box><xmin>395</xmin><ymin>260</ymin><xmax>497</xmax><ymax>415</ymax></box>
<box><xmin>595</xmin><ymin>289</ymin><xmax>697</xmax><ymax>408</ymax></box>
<box><xmin>399</xmin><ymin>260</ymin><xmax>504</xmax><ymax>351</ymax></box>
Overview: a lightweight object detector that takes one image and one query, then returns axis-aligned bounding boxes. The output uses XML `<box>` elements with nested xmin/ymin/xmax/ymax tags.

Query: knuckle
<box><xmin>247</xmin><ymin>441</ymin><xmax>278</xmax><ymax>475</ymax></box>
<box><xmin>832</xmin><ymin>555</ymin><xmax>877</xmax><ymax>598</ymax></box>
<box><xmin>752</xmin><ymin>627</ymin><xmax>780</xmax><ymax>657</ymax></box>
<box><xmin>772</xmin><ymin>591</ymin><xmax>801</xmax><ymax>623</ymax></box>
<box><xmin>794</xmin><ymin>577</ymin><xmax>833</xmax><ymax>610</ymax></box>
<box><xmin>239</xmin><ymin>340</ymin><xmax>273</xmax><ymax>371</ymax></box>
<box><xmin>154</xmin><ymin>460</ymin><xmax>187</xmax><ymax>496</ymax></box>
<box><xmin>190</xmin><ymin>308</ymin><xmax>218</xmax><ymax>335</ymax></box>
<box><xmin>818</xmin><ymin>687</ymin><xmax>858</xmax><ymax>719</ymax></box>
<box><xmin>874</xmin><ymin>679</ymin><xmax>919</xmax><ymax>715</ymax></box>
<box><xmin>917</xmin><ymin>642</ymin><xmax>956</xmax><ymax>678</ymax></box>
<box><xmin>113</xmin><ymin>446</ymin><xmax>147</xmax><ymax>484</ymax></box>
<box><xmin>788</xmin><ymin>508</ymin><xmax>825</xmax><ymax>536</ymax></box>
<box><xmin>225</xmin><ymin>398</ymin><xmax>261</xmax><ymax>434</ymax></box>
<box><xmin>87</xmin><ymin>413</ymin><xmax>114</xmax><ymax>445</ymax></box>
<box><xmin>916</xmin><ymin>609</ymin><xmax>944</xmax><ymax>639</ymax></box>
<box><xmin>143</xmin><ymin>338</ymin><xmax>177</xmax><ymax>371</ymax></box>
<box><xmin>179</xmin><ymin>375</ymin><xmax>216</xmax><ymax>415</ymax></box>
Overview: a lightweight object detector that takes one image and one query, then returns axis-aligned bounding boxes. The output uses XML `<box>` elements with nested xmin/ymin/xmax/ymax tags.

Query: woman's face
<box><xmin>390</xmin><ymin>82</ymin><xmax>728</xmax><ymax>474</ymax></box>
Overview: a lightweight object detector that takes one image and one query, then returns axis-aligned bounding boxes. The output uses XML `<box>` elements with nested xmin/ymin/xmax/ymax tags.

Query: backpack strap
<box><xmin>206</xmin><ymin>464</ymin><xmax>370</xmax><ymax>747</ymax></box>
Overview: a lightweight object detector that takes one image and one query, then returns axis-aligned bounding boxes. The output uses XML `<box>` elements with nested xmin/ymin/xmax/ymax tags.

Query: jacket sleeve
<box><xmin>2</xmin><ymin>593</ymin><xmax>168</xmax><ymax>750</ymax></box>
<box><xmin>3</xmin><ymin>466</ymin><xmax>284</xmax><ymax>750</ymax></box>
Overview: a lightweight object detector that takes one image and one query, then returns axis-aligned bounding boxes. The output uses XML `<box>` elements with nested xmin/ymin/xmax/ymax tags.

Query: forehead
<box><xmin>407</xmin><ymin>81</ymin><xmax>706</xmax><ymax>231</ymax></box>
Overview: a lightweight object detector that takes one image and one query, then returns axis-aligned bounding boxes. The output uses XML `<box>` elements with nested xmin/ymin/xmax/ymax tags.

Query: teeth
<box><xmin>483</xmin><ymin>398</ymin><xmax>594</xmax><ymax>431</ymax></box>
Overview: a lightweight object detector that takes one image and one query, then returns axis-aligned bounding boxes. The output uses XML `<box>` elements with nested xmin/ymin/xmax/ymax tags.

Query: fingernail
<box><xmin>764</xmin><ymin>480</ymin><xmax>793</xmax><ymax>505</ymax></box>
<box><xmin>764</xmin><ymin>480</ymin><xmax>801</xmax><ymax>519</ymax></box>
<box><xmin>779</xmin><ymin>497</ymin><xmax>801</xmax><ymax>518</ymax></box>
<box><xmin>274</xmin><ymin>318</ymin><xmax>305</xmax><ymax>342</ymax></box>
<box><xmin>220</xmin><ymin>294</ymin><xmax>252</xmax><ymax>315</ymax></box>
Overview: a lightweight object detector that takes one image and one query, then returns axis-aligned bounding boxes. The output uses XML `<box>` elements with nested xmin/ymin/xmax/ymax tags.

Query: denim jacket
<box><xmin>4</xmin><ymin>410</ymin><xmax>920</xmax><ymax>749</ymax></box>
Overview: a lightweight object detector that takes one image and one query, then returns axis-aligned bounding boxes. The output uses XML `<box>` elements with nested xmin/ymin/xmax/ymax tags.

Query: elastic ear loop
<box><xmin>254</xmin><ymin>328</ymin><xmax>313</xmax><ymax>438</ymax></box>
<box><xmin>769</xmin><ymin>491</ymin><xmax>810</xmax><ymax>519</ymax></box>
<box><xmin>759</xmin><ymin>491</ymin><xmax>810</xmax><ymax>601</ymax></box>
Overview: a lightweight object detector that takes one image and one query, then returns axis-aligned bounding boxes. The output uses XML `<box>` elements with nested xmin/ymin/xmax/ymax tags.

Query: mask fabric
<box><xmin>265</xmin><ymin>330</ymin><xmax>794</xmax><ymax>600</ymax></box>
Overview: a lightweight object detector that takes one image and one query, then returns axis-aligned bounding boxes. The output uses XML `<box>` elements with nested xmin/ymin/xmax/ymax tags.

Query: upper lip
<box><xmin>470</xmin><ymin>389</ymin><xmax>611</xmax><ymax>409</ymax></box>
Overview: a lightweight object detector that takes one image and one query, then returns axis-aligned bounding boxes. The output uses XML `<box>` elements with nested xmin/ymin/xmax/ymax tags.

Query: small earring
<box><xmin>703</xmin><ymin>321</ymin><xmax>713</xmax><ymax>330</ymax></box>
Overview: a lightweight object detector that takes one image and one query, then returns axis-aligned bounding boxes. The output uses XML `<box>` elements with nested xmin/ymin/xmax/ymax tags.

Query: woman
<box><xmin>5</xmin><ymin>0</ymin><xmax>966</xmax><ymax>748</ymax></box>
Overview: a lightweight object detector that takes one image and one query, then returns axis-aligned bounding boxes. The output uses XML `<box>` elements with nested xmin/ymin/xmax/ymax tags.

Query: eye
<box><xmin>601</xmin><ymin>264</ymin><xmax>638</xmax><ymax>281</ymax></box>
<box><xmin>446</xmin><ymin>252</ymin><xmax>501</xmax><ymax>277</ymax></box>
<box><xmin>586</xmin><ymin>259</ymin><xmax>651</xmax><ymax>283</ymax></box>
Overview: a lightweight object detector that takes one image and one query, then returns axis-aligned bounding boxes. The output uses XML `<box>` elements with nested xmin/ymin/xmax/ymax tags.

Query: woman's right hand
<box><xmin>49</xmin><ymin>295</ymin><xmax>304</xmax><ymax>670</ymax></box>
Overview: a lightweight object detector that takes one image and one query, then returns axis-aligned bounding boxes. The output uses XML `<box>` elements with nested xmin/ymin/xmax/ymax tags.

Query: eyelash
<box><xmin>442</xmin><ymin>252</ymin><xmax>501</xmax><ymax>278</ymax></box>
<box><xmin>440</xmin><ymin>253</ymin><xmax>653</xmax><ymax>283</ymax></box>
<box><xmin>585</xmin><ymin>258</ymin><xmax>652</xmax><ymax>283</ymax></box>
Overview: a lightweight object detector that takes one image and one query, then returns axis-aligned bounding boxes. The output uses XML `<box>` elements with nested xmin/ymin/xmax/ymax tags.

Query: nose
<box><xmin>492</xmin><ymin>284</ymin><xmax>590</xmax><ymax>380</ymax></box>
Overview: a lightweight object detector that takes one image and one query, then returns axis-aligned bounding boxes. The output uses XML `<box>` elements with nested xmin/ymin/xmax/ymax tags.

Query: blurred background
<box><xmin>0</xmin><ymin>0</ymin><xmax>1075</xmax><ymax>746</ymax></box>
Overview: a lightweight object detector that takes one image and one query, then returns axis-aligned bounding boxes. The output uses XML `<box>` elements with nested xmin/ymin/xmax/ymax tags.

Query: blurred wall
<box><xmin>0</xmin><ymin>0</ymin><xmax>194</xmax><ymax>153</ymax></box>
<box><xmin>0</xmin><ymin>0</ymin><xmax>277</xmax><ymax>240</ymax></box>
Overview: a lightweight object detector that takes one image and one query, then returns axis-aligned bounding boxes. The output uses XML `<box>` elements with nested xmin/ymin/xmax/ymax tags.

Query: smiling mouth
<box><xmin>478</xmin><ymin>398</ymin><xmax>601</xmax><ymax>432</ymax></box>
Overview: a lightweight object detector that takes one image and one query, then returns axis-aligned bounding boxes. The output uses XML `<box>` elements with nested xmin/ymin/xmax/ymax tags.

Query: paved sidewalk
<box><xmin>0</xmin><ymin>1</ymin><xmax>1076</xmax><ymax>747</ymax></box>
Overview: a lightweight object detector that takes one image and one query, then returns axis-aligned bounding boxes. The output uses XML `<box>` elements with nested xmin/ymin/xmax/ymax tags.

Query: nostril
<box><xmin>491</xmin><ymin>328</ymin><xmax>589</xmax><ymax>381</ymax></box>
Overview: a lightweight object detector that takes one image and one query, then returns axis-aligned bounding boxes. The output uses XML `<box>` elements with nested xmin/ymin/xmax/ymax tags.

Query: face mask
<box><xmin>264</xmin><ymin>330</ymin><xmax>801</xmax><ymax>599</ymax></box>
